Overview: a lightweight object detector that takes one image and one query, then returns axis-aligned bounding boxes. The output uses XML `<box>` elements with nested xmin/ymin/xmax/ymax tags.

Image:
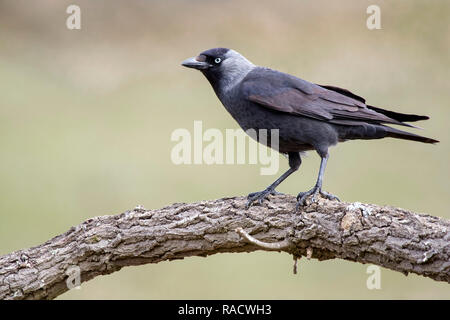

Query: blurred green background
<box><xmin>0</xmin><ymin>0</ymin><xmax>449</xmax><ymax>299</ymax></box>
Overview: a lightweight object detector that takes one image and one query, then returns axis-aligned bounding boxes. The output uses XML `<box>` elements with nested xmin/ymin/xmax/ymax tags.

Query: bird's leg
<box><xmin>296</xmin><ymin>153</ymin><xmax>339</xmax><ymax>209</ymax></box>
<box><xmin>247</xmin><ymin>152</ymin><xmax>301</xmax><ymax>208</ymax></box>
<box><xmin>247</xmin><ymin>169</ymin><xmax>294</xmax><ymax>208</ymax></box>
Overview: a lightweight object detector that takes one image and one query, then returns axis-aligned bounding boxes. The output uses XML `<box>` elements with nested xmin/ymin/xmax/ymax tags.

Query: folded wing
<box><xmin>242</xmin><ymin>68</ymin><xmax>427</xmax><ymax>127</ymax></box>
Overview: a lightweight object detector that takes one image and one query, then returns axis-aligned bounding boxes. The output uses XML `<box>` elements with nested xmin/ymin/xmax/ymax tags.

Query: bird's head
<box><xmin>181</xmin><ymin>48</ymin><xmax>255</xmax><ymax>92</ymax></box>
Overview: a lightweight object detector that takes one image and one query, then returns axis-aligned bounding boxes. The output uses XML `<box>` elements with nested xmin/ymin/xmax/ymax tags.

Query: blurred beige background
<box><xmin>0</xmin><ymin>0</ymin><xmax>449</xmax><ymax>299</ymax></box>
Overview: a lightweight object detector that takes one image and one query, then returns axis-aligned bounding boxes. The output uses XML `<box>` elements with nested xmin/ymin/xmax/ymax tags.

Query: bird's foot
<box><xmin>296</xmin><ymin>186</ymin><xmax>339</xmax><ymax>210</ymax></box>
<box><xmin>270</xmin><ymin>190</ymin><xmax>285</xmax><ymax>196</ymax></box>
<box><xmin>246</xmin><ymin>188</ymin><xmax>281</xmax><ymax>208</ymax></box>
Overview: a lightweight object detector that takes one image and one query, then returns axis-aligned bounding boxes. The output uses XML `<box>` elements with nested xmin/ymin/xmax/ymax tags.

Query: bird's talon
<box><xmin>270</xmin><ymin>190</ymin><xmax>284</xmax><ymax>196</ymax></box>
<box><xmin>319</xmin><ymin>190</ymin><xmax>340</xmax><ymax>202</ymax></box>
<box><xmin>296</xmin><ymin>192</ymin><xmax>307</xmax><ymax>201</ymax></box>
<box><xmin>246</xmin><ymin>188</ymin><xmax>276</xmax><ymax>208</ymax></box>
<box><xmin>296</xmin><ymin>186</ymin><xmax>338</xmax><ymax>209</ymax></box>
<box><xmin>296</xmin><ymin>189</ymin><xmax>315</xmax><ymax>208</ymax></box>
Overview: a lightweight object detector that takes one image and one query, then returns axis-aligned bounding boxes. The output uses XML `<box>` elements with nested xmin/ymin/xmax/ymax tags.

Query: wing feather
<box><xmin>242</xmin><ymin>68</ymin><xmax>408</xmax><ymax>127</ymax></box>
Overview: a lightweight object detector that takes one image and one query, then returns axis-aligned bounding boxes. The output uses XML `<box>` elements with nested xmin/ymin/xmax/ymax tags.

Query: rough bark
<box><xmin>0</xmin><ymin>195</ymin><xmax>449</xmax><ymax>300</ymax></box>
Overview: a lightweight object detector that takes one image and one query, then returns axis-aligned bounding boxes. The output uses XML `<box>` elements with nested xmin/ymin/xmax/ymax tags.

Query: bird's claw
<box><xmin>296</xmin><ymin>187</ymin><xmax>320</xmax><ymax>209</ymax></box>
<box><xmin>270</xmin><ymin>190</ymin><xmax>284</xmax><ymax>196</ymax></box>
<box><xmin>319</xmin><ymin>190</ymin><xmax>340</xmax><ymax>202</ymax></box>
<box><xmin>247</xmin><ymin>188</ymin><xmax>278</xmax><ymax>208</ymax></box>
<box><xmin>296</xmin><ymin>187</ymin><xmax>339</xmax><ymax>210</ymax></box>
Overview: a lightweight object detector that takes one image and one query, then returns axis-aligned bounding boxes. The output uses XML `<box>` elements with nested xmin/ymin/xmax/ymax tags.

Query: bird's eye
<box><xmin>214</xmin><ymin>58</ymin><xmax>222</xmax><ymax>64</ymax></box>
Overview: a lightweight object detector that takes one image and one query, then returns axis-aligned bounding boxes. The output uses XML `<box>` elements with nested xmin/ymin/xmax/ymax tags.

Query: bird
<box><xmin>181</xmin><ymin>48</ymin><xmax>438</xmax><ymax>209</ymax></box>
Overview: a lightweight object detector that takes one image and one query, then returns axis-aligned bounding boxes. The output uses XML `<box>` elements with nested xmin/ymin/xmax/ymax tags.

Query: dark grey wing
<box><xmin>241</xmin><ymin>68</ymin><xmax>409</xmax><ymax>127</ymax></box>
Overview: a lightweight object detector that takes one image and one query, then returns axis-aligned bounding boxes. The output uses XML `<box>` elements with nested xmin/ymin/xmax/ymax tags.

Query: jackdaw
<box><xmin>181</xmin><ymin>48</ymin><xmax>438</xmax><ymax>209</ymax></box>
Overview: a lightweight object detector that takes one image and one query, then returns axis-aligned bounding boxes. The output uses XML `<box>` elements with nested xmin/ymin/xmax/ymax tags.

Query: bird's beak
<box><xmin>181</xmin><ymin>56</ymin><xmax>211</xmax><ymax>70</ymax></box>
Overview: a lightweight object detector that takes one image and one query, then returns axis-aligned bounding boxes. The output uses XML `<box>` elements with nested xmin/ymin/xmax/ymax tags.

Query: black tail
<box><xmin>317</xmin><ymin>84</ymin><xmax>437</xmax><ymax>141</ymax></box>
<box><xmin>367</xmin><ymin>105</ymin><xmax>429</xmax><ymax>123</ymax></box>
<box><xmin>385</xmin><ymin>126</ymin><xmax>439</xmax><ymax>144</ymax></box>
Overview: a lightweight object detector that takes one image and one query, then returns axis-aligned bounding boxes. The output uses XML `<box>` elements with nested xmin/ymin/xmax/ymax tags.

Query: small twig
<box><xmin>235</xmin><ymin>227</ymin><xmax>291</xmax><ymax>250</ymax></box>
<box><xmin>293</xmin><ymin>255</ymin><xmax>299</xmax><ymax>274</ymax></box>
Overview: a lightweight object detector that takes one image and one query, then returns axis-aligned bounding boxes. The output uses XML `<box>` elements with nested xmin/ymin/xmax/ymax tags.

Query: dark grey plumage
<box><xmin>182</xmin><ymin>48</ymin><xmax>438</xmax><ymax>208</ymax></box>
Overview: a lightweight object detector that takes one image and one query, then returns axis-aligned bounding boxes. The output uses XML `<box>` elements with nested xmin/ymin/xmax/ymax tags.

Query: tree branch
<box><xmin>0</xmin><ymin>195</ymin><xmax>448</xmax><ymax>300</ymax></box>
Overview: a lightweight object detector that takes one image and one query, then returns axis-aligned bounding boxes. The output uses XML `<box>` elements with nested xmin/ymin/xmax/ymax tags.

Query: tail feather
<box><xmin>367</xmin><ymin>105</ymin><xmax>429</xmax><ymax>123</ymax></box>
<box><xmin>337</xmin><ymin>124</ymin><xmax>439</xmax><ymax>144</ymax></box>
<box><xmin>385</xmin><ymin>126</ymin><xmax>439</xmax><ymax>144</ymax></box>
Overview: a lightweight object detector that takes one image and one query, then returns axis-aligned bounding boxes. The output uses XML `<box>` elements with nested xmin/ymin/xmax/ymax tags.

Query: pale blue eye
<box><xmin>215</xmin><ymin>58</ymin><xmax>222</xmax><ymax>64</ymax></box>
